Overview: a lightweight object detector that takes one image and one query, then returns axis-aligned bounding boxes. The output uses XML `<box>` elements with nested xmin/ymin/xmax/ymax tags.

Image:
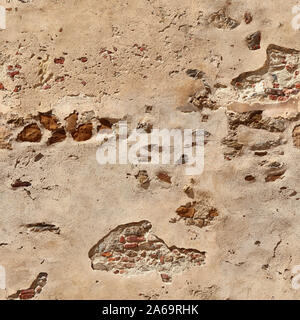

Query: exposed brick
<box><xmin>119</xmin><ymin>235</ymin><xmax>125</xmax><ymax>243</ymax></box>
<box><xmin>101</xmin><ymin>252</ymin><xmax>112</xmax><ymax>258</ymax></box>
<box><xmin>20</xmin><ymin>292</ymin><xmax>35</xmax><ymax>300</ymax></box>
<box><xmin>20</xmin><ymin>289</ymin><xmax>35</xmax><ymax>295</ymax></box>
<box><xmin>108</xmin><ymin>257</ymin><xmax>116</xmax><ymax>262</ymax></box>
<box><xmin>126</xmin><ymin>236</ymin><xmax>145</xmax><ymax>243</ymax></box>
<box><xmin>124</xmin><ymin>243</ymin><xmax>138</xmax><ymax>249</ymax></box>
<box><xmin>54</xmin><ymin>57</ymin><xmax>65</xmax><ymax>64</ymax></box>
<box><xmin>269</xmin><ymin>95</ymin><xmax>278</xmax><ymax>101</ymax></box>
<box><xmin>79</xmin><ymin>57</ymin><xmax>88</xmax><ymax>62</ymax></box>
<box><xmin>278</xmin><ymin>96</ymin><xmax>288</xmax><ymax>102</ymax></box>
<box><xmin>19</xmin><ymin>288</ymin><xmax>35</xmax><ymax>300</ymax></box>
<box><xmin>160</xmin><ymin>273</ymin><xmax>171</xmax><ymax>282</ymax></box>
<box><xmin>13</xmin><ymin>85</ymin><xmax>21</xmax><ymax>93</ymax></box>
<box><xmin>8</xmin><ymin>70</ymin><xmax>19</xmax><ymax>78</ymax></box>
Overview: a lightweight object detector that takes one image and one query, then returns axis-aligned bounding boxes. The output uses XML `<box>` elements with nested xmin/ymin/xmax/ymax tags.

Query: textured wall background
<box><xmin>0</xmin><ymin>0</ymin><xmax>300</xmax><ymax>299</ymax></box>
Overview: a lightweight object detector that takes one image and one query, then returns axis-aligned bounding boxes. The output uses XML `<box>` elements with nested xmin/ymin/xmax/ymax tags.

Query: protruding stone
<box><xmin>39</xmin><ymin>113</ymin><xmax>59</xmax><ymax>131</ymax></box>
<box><xmin>17</xmin><ymin>124</ymin><xmax>42</xmax><ymax>142</ymax></box>
<box><xmin>72</xmin><ymin>123</ymin><xmax>93</xmax><ymax>141</ymax></box>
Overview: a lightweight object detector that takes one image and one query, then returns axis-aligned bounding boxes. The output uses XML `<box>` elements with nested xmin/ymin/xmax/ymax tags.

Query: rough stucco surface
<box><xmin>0</xmin><ymin>0</ymin><xmax>300</xmax><ymax>300</ymax></box>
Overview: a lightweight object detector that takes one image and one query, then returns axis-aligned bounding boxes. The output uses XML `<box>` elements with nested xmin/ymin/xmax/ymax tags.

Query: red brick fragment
<box><xmin>101</xmin><ymin>252</ymin><xmax>112</xmax><ymax>258</ymax></box>
<box><xmin>119</xmin><ymin>235</ymin><xmax>125</xmax><ymax>243</ymax></box>
<box><xmin>79</xmin><ymin>57</ymin><xmax>88</xmax><ymax>62</ymax></box>
<box><xmin>108</xmin><ymin>257</ymin><xmax>116</xmax><ymax>262</ymax></box>
<box><xmin>13</xmin><ymin>85</ymin><xmax>21</xmax><ymax>93</ymax></box>
<box><xmin>269</xmin><ymin>95</ymin><xmax>278</xmax><ymax>100</ymax></box>
<box><xmin>20</xmin><ymin>293</ymin><xmax>35</xmax><ymax>300</ymax></box>
<box><xmin>0</xmin><ymin>83</ymin><xmax>4</xmax><ymax>90</ymax></box>
<box><xmin>160</xmin><ymin>273</ymin><xmax>171</xmax><ymax>282</ymax></box>
<box><xmin>126</xmin><ymin>236</ymin><xmax>145</xmax><ymax>243</ymax></box>
<box><xmin>19</xmin><ymin>289</ymin><xmax>35</xmax><ymax>300</ymax></box>
<box><xmin>54</xmin><ymin>57</ymin><xmax>65</xmax><ymax>64</ymax></box>
<box><xmin>124</xmin><ymin>243</ymin><xmax>138</xmax><ymax>249</ymax></box>
<box><xmin>278</xmin><ymin>96</ymin><xmax>288</xmax><ymax>102</ymax></box>
<box><xmin>8</xmin><ymin>70</ymin><xmax>19</xmax><ymax>79</ymax></box>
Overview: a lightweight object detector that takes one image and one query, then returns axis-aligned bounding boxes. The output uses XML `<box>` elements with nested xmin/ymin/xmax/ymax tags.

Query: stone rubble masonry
<box><xmin>8</xmin><ymin>273</ymin><xmax>48</xmax><ymax>300</ymax></box>
<box><xmin>88</xmin><ymin>220</ymin><xmax>206</xmax><ymax>282</ymax></box>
